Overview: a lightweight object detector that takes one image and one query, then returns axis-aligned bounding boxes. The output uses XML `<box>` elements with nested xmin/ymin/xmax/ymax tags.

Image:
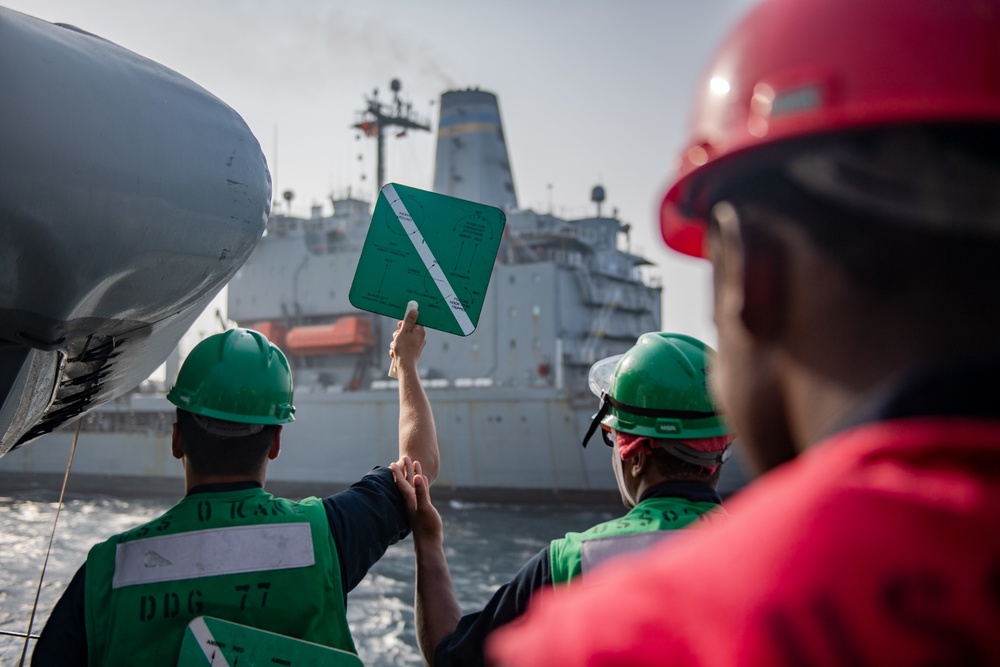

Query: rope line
<box><xmin>18</xmin><ymin>416</ymin><xmax>81</xmax><ymax>665</ymax></box>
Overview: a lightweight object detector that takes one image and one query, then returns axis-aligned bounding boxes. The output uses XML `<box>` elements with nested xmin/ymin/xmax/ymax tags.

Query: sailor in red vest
<box><xmin>391</xmin><ymin>332</ymin><xmax>733</xmax><ymax>667</ymax></box>
<box><xmin>486</xmin><ymin>0</ymin><xmax>1000</xmax><ymax>665</ymax></box>
<box><xmin>33</xmin><ymin>308</ymin><xmax>437</xmax><ymax>665</ymax></box>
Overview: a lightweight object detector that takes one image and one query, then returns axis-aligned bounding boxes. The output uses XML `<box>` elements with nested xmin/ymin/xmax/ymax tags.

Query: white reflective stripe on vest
<box><xmin>112</xmin><ymin>523</ymin><xmax>315</xmax><ymax>589</ymax></box>
<box><xmin>580</xmin><ymin>531</ymin><xmax>675</xmax><ymax>579</ymax></box>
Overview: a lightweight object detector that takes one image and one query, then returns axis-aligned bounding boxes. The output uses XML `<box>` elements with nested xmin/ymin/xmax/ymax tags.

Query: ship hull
<box><xmin>0</xmin><ymin>390</ymin><xmax>750</xmax><ymax>502</ymax></box>
<box><xmin>0</xmin><ymin>390</ymin><xmax>617</xmax><ymax>503</ymax></box>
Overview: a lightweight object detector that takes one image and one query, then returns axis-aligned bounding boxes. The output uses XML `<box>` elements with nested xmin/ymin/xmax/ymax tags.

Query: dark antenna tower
<box><xmin>352</xmin><ymin>79</ymin><xmax>431</xmax><ymax>191</ymax></box>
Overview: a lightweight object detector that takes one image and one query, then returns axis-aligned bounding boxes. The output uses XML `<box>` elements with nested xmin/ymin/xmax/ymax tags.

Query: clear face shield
<box><xmin>580</xmin><ymin>354</ymin><xmax>623</xmax><ymax>448</ymax></box>
<box><xmin>582</xmin><ymin>354</ymin><xmax>640</xmax><ymax>508</ymax></box>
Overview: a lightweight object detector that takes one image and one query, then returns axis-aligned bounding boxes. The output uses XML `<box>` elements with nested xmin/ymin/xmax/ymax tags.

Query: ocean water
<box><xmin>0</xmin><ymin>490</ymin><xmax>617</xmax><ymax>665</ymax></box>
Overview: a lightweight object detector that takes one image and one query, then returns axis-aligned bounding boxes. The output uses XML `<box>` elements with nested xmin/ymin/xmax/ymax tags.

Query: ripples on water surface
<box><xmin>0</xmin><ymin>491</ymin><xmax>616</xmax><ymax>665</ymax></box>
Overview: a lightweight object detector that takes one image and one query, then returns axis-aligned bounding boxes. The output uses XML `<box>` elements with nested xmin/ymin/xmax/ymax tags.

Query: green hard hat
<box><xmin>581</xmin><ymin>332</ymin><xmax>728</xmax><ymax>446</ymax></box>
<box><xmin>167</xmin><ymin>328</ymin><xmax>295</xmax><ymax>425</ymax></box>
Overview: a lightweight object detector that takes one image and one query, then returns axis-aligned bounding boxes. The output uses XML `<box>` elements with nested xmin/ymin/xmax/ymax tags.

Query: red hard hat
<box><xmin>660</xmin><ymin>0</ymin><xmax>1000</xmax><ymax>258</ymax></box>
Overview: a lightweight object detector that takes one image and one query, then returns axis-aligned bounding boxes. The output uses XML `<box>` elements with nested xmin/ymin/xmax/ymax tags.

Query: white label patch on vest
<box><xmin>112</xmin><ymin>523</ymin><xmax>315</xmax><ymax>589</ymax></box>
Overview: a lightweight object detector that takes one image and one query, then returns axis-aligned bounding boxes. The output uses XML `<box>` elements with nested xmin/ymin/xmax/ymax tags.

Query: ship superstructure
<box><xmin>0</xmin><ymin>86</ymin><xmax>751</xmax><ymax>501</ymax></box>
<box><xmin>230</xmin><ymin>89</ymin><xmax>657</xmax><ymax>396</ymax></box>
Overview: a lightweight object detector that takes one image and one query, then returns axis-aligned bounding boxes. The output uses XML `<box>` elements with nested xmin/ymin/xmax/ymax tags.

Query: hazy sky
<box><xmin>6</xmin><ymin>0</ymin><xmax>757</xmax><ymax>347</ymax></box>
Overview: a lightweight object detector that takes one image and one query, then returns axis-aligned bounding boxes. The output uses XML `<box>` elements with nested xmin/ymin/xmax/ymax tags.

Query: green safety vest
<box><xmin>84</xmin><ymin>487</ymin><xmax>356</xmax><ymax>666</ymax></box>
<box><xmin>549</xmin><ymin>496</ymin><xmax>724</xmax><ymax>585</ymax></box>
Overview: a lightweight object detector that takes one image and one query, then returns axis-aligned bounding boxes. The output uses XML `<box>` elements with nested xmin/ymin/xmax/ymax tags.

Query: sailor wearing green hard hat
<box><xmin>35</xmin><ymin>311</ymin><xmax>438</xmax><ymax>667</ymax></box>
<box><xmin>582</xmin><ymin>331</ymin><xmax>733</xmax><ymax>508</ymax></box>
<box><xmin>167</xmin><ymin>327</ymin><xmax>296</xmax><ymax>430</ymax></box>
<box><xmin>390</xmin><ymin>331</ymin><xmax>733</xmax><ymax>667</ymax></box>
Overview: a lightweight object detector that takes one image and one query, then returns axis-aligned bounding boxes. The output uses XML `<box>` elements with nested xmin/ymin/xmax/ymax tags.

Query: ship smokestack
<box><xmin>433</xmin><ymin>89</ymin><xmax>518</xmax><ymax>210</ymax></box>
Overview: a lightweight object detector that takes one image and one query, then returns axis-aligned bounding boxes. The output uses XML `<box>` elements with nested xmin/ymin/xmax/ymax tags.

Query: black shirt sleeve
<box><xmin>323</xmin><ymin>465</ymin><xmax>411</xmax><ymax>595</ymax></box>
<box><xmin>434</xmin><ymin>546</ymin><xmax>552</xmax><ymax>667</ymax></box>
<box><xmin>31</xmin><ymin>563</ymin><xmax>88</xmax><ymax>667</ymax></box>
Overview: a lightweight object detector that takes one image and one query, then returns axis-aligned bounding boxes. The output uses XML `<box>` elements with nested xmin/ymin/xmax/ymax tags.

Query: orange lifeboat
<box><xmin>285</xmin><ymin>317</ymin><xmax>374</xmax><ymax>356</ymax></box>
<box><xmin>246</xmin><ymin>321</ymin><xmax>288</xmax><ymax>349</ymax></box>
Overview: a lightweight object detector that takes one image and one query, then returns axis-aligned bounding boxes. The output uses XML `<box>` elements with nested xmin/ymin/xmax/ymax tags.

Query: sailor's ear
<box><xmin>630</xmin><ymin>449</ymin><xmax>648</xmax><ymax>478</ymax></box>
<box><xmin>171</xmin><ymin>422</ymin><xmax>184</xmax><ymax>460</ymax></box>
<box><xmin>267</xmin><ymin>425</ymin><xmax>282</xmax><ymax>461</ymax></box>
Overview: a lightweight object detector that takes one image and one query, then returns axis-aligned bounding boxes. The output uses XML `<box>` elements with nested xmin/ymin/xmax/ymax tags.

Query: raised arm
<box><xmin>391</xmin><ymin>457</ymin><xmax>462</xmax><ymax>666</ymax></box>
<box><xmin>391</xmin><ymin>307</ymin><xmax>440</xmax><ymax>483</ymax></box>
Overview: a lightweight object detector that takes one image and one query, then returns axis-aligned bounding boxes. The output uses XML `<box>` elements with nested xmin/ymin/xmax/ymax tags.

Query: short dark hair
<box><xmin>175</xmin><ymin>409</ymin><xmax>278</xmax><ymax>477</ymax></box>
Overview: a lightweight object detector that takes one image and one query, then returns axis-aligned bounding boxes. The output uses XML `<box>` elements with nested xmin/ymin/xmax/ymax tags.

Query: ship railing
<box><xmin>454</xmin><ymin>377</ymin><xmax>494</xmax><ymax>388</ymax></box>
<box><xmin>65</xmin><ymin>409</ymin><xmax>172</xmax><ymax>435</ymax></box>
<box><xmin>574</xmin><ymin>271</ymin><xmax>660</xmax><ymax>315</ymax></box>
<box><xmin>367</xmin><ymin>377</ymin><xmax>505</xmax><ymax>391</ymax></box>
<box><xmin>572</xmin><ymin>267</ymin><xmax>598</xmax><ymax>304</ymax></box>
<box><xmin>561</xmin><ymin>336</ymin><xmax>637</xmax><ymax>367</ymax></box>
<box><xmin>580</xmin><ymin>287</ymin><xmax>623</xmax><ymax>362</ymax></box>
<box><xmin>369</xmin><ymin>378</ymin><xmax>455</xmax><ymax>391</ymax></box>
<box><xmin>331</xmin><ymin>217</ymin><xmax>369</xmax><ymax>248</ymax></box>
<box><xmin>616</xmin><ymin>290</ymin><xmax>658</xmax><ymax>314</ymax></box>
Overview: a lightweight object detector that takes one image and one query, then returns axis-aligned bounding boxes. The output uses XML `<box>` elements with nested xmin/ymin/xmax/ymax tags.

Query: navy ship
<box><xmin>2</xmin><ymin>83</ymin><xmax>748</xmax><ymax>501</ymax></box>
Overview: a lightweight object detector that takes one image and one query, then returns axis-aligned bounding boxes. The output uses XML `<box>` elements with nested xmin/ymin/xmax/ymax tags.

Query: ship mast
<box><xmin>352</xmin><ymin>79</ymin><xmax>431</xmax><ymax>191</ymax></box>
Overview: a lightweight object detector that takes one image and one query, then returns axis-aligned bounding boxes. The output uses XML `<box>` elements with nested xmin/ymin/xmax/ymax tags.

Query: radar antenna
<box><xmin>352</xmin><ymin>79</ymin><xmax>431</xmax><ymax>191</ymax></box>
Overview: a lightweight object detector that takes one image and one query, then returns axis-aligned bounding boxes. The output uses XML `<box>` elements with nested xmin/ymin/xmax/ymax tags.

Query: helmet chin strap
<box><xmin>581</xmin><ymin>396</ymin><xmax>611</xmax><ymax>448</ymax></box>
<box><xmin>613</xmin><ymin>440</ymin><xmax>638</xmax><ymax>509</ymax></box>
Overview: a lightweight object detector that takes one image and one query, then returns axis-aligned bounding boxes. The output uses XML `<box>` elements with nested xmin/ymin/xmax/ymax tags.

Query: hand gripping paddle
<box><xmin>387</xmin><ymin>300</ymin><xmax>419</xmax><ymax>378</ymax></box>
